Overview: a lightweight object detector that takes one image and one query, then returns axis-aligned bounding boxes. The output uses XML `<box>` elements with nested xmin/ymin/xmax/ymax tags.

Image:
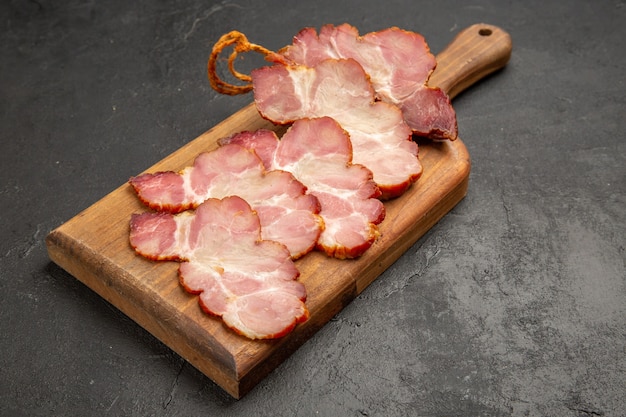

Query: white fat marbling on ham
<box><xmin>222</xmin><ymin>117</ymin><xmax>385</xmax><ymax>259</ymax></box>
<box><xmin>129</xmin><ymin>143</ymin><xmax>322</xmax><ymax>259</ymax></box>
<box><xmin>277</xmin><ymin>23</ymin><xmax>457</xmax><ymax>140</ymax></box>
<box><xmin>252</xmin><ymin>58</ymin><xmax>421</xmax><ymax>199</ymax></box>
<box><xmin>129</xmin><ymin>196</ymin><xmax>308</xmax><ymax>339</ymax></box>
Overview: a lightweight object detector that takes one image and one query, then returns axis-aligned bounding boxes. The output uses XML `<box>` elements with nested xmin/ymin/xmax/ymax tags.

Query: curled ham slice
<box><xmin>251</xmin><ymin>58</ymin><xmax>421</xmax><ymax>199</ymax></box>
<box><xmin>277</xmin><ymin>23</ymin><xmax>457</xmax><ymax>140</ymax></box>
<box><xmin>129</xmin><ymin>143</ymin><xmax>322</xmax><ymax>259</ymax></box>
<box><xmin>222</xmin><ymin>117</ymin><xmax>385</xmax><ymax>259</ymax></box>
<box><xmin>129</xmin><ymin>196</ymin><xmax>308</xmax><ymax>339</ymax></box>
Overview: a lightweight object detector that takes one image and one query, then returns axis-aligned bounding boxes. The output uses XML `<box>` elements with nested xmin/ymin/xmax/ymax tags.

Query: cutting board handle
<box><xmin>429</xmin><ymin>23</ymin><xmax>512</xmax><ymax>99</ymax></box>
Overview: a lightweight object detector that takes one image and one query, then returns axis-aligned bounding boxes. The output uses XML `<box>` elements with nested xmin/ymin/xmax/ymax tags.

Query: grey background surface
<box><xmin>1</xmin><ymin>1</ymin><xmax>624</xmax><ymax>416</ymax></box>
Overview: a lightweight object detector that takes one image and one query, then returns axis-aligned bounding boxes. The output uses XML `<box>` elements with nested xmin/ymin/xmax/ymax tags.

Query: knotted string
<box><xmin>208</xmin><ymin>31</ymin><xmax>276</xmax><ymax>95</ymax></box>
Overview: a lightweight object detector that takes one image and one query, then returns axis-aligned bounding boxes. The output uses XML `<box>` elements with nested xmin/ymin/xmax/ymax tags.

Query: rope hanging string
<box><xmin>208</xmin><ymin>31</ymin><xmax>275</xmax><ymax>95</ymax></box>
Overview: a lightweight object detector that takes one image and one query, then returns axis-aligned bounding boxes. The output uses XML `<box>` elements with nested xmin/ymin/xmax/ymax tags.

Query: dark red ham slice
<box><xmin>129</xmin><ymin>196</ymin><xmax>308</xmax><ymax>339</ymax></box>
<box><xmin>277</xmin><ymin>23</ymin><xmax>458</xmax><ymax>140</ymax></box>
<box><xmin>222</xmin><ymin>117</ymin><xmax>385</xmax><ymax>259</ymax></box>
<box><xmin>251</xmin><ymin>58</ymin><xmax>422</xmax><ymax>199</ymax></box>
<box><xmin>129</xmin><ymin>143</ymin><xmax>322</xmax><ymax>259</ymax></box>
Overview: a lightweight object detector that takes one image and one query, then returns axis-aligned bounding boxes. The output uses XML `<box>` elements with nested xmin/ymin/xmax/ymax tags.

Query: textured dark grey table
<box><xmin>2</xmin><ymin>1</ymin><xmax>624</xmax><ymax>416</ymax></box>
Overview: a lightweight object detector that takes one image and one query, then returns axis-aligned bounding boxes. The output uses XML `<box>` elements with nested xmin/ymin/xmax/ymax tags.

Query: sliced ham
<box><xmin>251</xmin><ymin>58</ymin><xmax>421</xmax><ymax>199</ymax></box>
<box><xmin>222</xmin><ymin>117</ymin><xmax>385</xmax><ymax>259</ymax></box>
<box><xmin>129</xmin><ymin>143</ymin><xmax>322</xmax><ymax>259</ymax></box>
<box><xmin>277</xmin><ymin>23</ymin><xmax>457</xmax><ymax>140</ymax></box>
<box><xmin>129</xmin><ymin>196</ymin><xmax>309</xmax><ymax>339</ymax></box>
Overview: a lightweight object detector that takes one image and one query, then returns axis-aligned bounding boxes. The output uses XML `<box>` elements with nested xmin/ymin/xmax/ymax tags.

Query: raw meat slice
<box><xmin>251</xmin><ymin>58</ymin><xmax>422</xmax><ymax>199</ymax></box>
<box><xmin>277</xmin><ymin>23</ymin><xmax>458</xmax><ymax>140</ymax></box>
<box><xmin>129</xmin><ymin>143</ymin><xmax>322</xmax><ymax>259</ymax></box>
<box><xmin>129</xmin><ymin>195</ymin><xmax>309</xmax><ymax>339</ymax></box>
<box><xmin>222</xmin><ymin>117</ymin><xmax>385</xmax><ymax>259</ymax></box>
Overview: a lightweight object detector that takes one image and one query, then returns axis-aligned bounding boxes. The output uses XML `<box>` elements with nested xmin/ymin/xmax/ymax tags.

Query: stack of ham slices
<box><xmin>221</xmin><ymin>117</ymin><xmax>386</xmax><ymax>259</ymax></box>
<box><xmin>276</xmin><ymin>24</ymin><xmax>457</xmax><ymax>141</ymax></box>
<box><xmin>130</xmin><ymin>196</ymin><xmax>309</xmax><ymax>339</ymax></box>
<box><xmin>129</xmin><ymin>24</ymin><xmax>457</xmax><ymax>340</ymax></box>
<box><xmin>129</xmin><ymin>143</ymin><xmax>323</xmax><ymax>259</ymax></box>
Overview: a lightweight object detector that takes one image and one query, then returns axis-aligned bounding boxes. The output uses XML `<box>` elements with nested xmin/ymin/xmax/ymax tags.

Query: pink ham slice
<box><xmin>129</xmin><ymin>143</ymin><xmax>322</xmax><ymax>259</ymax></box>
<box><xmin>277</xmin><ymin>23</ymin><xmax>457</xmax><ymax>140</ymax></box>
<box><xmin>129</xmin><ymin>195</ymin><xmax>309</xmax><ymax>339</ymax></box>
<box><xmin>222</xmin><ymin>117</ymin><xmax>385</xmax><ymax>259</ymax></box>
<box><xmin>251</xmin><ymin>58</ymin><xmax>421</xmax><ymax>199</ymax></box>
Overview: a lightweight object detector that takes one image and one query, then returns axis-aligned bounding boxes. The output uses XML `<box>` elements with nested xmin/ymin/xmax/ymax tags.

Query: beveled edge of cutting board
<box><xmin>45</xmin><ymin>103</ymin><xmax>470</xmax><ymax>399</ymax></box>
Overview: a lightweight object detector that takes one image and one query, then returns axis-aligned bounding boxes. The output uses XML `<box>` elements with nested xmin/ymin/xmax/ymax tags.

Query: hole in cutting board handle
<box><xmin>479</xmin><ymin>28</ymin><xmax>493</xmax><ymax>36</ymax></box>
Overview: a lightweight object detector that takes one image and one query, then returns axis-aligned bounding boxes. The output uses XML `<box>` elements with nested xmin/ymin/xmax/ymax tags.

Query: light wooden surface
<box><xmin>46</xmin><ymin>24</ymin><xmax>511</xmax><ymax>399</ymax></box>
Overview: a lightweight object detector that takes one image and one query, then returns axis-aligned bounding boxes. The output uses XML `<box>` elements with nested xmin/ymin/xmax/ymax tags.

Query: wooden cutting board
<box><xmin>46</xmin><ymin>24</ymin><xmax>511</xmax><ymax>399</ymax></box>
